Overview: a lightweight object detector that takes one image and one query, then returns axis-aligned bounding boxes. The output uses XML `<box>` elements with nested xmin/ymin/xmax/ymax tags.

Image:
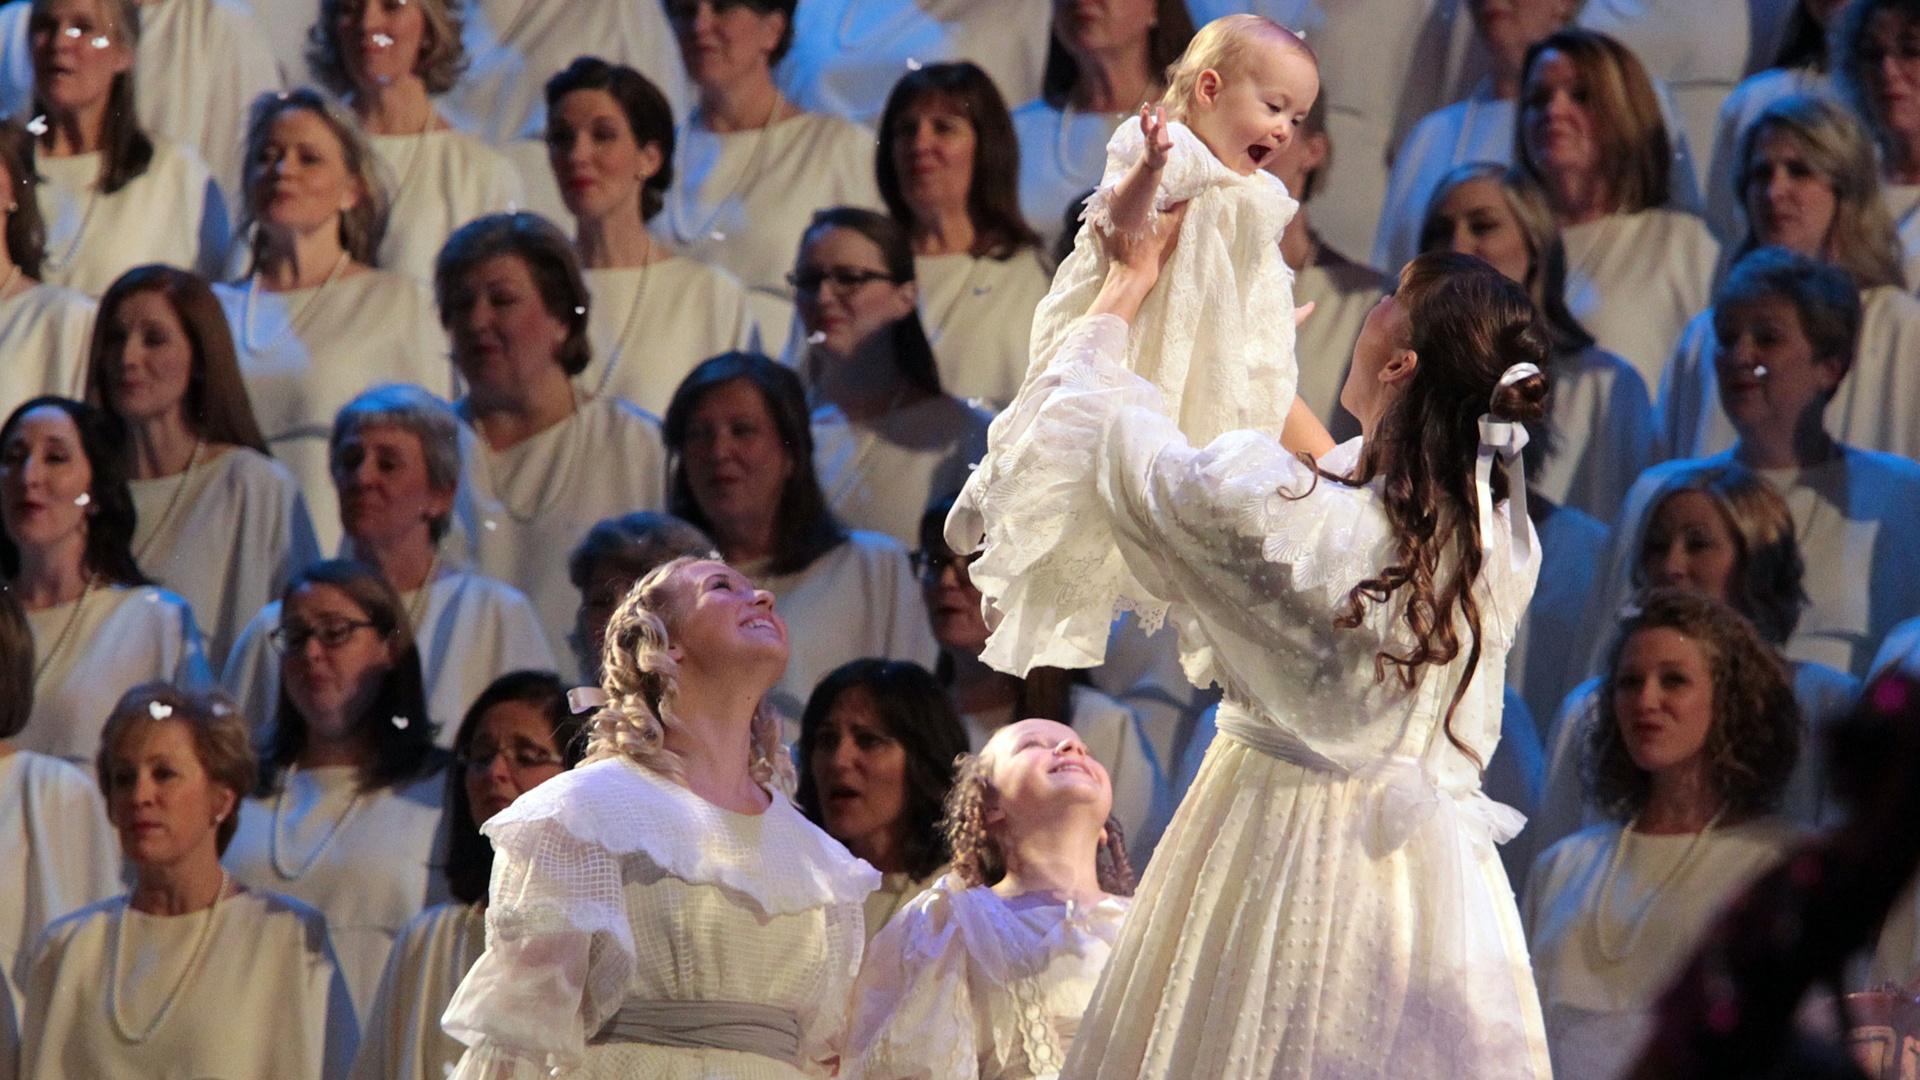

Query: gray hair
<box><xmin>568</xmin><ymin>511</ymin><xmax>716</xmax><ymax>592</ymax></box>
<box><xmin>330</xmin><ymin>383</ymin><xmax>463</xmax><ymax>541</ymax></box>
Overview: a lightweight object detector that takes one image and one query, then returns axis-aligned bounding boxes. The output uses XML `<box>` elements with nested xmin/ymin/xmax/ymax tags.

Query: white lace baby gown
<box><xmin>950</xmin><ymin>117</ymin><xmax>1300</xmax><ymax>673</ymax></box>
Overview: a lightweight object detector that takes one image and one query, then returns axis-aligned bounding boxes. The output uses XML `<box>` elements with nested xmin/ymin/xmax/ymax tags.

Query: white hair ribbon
<box><xmin>1474</xmin><ymin>362</ymin><xmax>1541</xmax><ymax>564</ymax></box>
<box><xmin>567</xmin><ymin>687</ymin><xmax>609</xmax><ymax>715</ymax></box>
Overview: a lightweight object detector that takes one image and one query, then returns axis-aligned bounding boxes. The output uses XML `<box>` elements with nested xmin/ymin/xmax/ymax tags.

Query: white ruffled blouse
<box><xmin>442</xmin><ymin>756</ymin><xmax>879</xmax><ymax>1078</ymax></box>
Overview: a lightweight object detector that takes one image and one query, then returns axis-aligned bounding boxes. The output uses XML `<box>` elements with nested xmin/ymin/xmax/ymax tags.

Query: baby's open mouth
<box><xmin>1247</xmin><ymin>144</ymin><xmax>1272</xmax><ymax>165</ymax></box>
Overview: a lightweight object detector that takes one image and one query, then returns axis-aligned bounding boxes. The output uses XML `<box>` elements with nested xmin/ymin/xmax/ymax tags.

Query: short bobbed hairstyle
<box><xmin>795</xmin><ymin>658</ymin><xmax>970</xmax><ymax>881</ymax></box>
<box><xmin>435</xmin><ymin>212</ymin><xmax>594</xmax><ymax>377</ymax></box>
<box><xmin>98</xmin><ymin>683</ymin><xmax>257</xmax><ymax>855</ymax></box>
<box><xmin>1585</xmin><ymin>588</ymin><xmax>1801</xmax><ymax>823</ymax></box>
<box><xmin>0</xmin><ymin>396</ymin><xmax>150</xmax><ymax>588</ymax></box>
<box><xmin>1515</xmin><ymin>28</ymin><xmax>1673</xmax><ymax>214</ymax></box>
<box><xmin>875</xmin><ymin>62</ymin><xmax>1040</xmax><ymax>259</ymax></box>
<box><xmin>1629</xmin><ymin>464</ymin><xmax>1808</xmax><ymax>647</ymax></box>
<box><xmin>330</xmin><ymin>383</ymin><xmax>463</xmax><ymax>544</ymax></box>
<box><xmin>241</xmin><ymin>88</ymin><xmax>391</xmax><ymax>272</ymax></box>
<box><xmin>443</xmin><ymin>669</ymin><xmax>584</xmax><ymax>905</ymax></box>
<box><xmin>308</xmin><ymin>0</ymin><xmax>468</xmax><ymax>97</ymax></box>
<box><xmin>0</xmin><ymin>585</ymin><xmax>31</xmax><ymax>739</ymax></box>
<box><xmin>943</xmin><ymin>747</ymin><xmax>1135</xmax><ymax>897</ymax></box>
<box><xmin>544</xmin><ymin>57</ymin><xmax>676</xmax><ymax>224</ymax></box>
<box><xmin>1711</xmin><ymin>246</ymin><xmax>1862</xmax><ymax>394</ymax></box>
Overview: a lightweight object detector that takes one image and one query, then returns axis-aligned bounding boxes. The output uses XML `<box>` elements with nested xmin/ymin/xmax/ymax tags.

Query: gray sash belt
<box><xmin>589</xmin><ymin>999</ymin><xmax>802</xmax><ymax>1066</ymax></box>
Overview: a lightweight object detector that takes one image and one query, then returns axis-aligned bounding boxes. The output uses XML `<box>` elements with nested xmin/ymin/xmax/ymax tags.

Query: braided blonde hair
<box><xmin>585</xmin><ymin>555</ymin><xmax>794</xmax><ymax>791</ymax></box>
<box><xmin>942</xmin><ymin>750</ymin><xmax>1135</xmax><ymax>896</ymax></box>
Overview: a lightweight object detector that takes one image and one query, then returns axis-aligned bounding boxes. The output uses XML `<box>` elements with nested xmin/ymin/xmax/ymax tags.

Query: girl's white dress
<box><xmin>441</xmin><ymin>755</ymin><xmax>879</xmax><ymax>1079</ymax></box>
<box><xmin>956</xmin><ymin>316</ymin><xmax>1551</xmax><ymax>1079</ymax></box>
<box><xmin>845</xmin><ymin>874</ymin><xmax>1131</xmax><ymax>1080</ymax></box>
<box><xmin>349</xmin><ymin>901</ymin><xmax>485</xmax><ymax>1080</ymax></box>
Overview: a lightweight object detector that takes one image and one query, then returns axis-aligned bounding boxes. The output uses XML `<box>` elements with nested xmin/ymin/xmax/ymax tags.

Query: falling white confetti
<box><xmin>88</xmin><ymin>35</ymin><xmax>108</xmax><ymax>48</ymax></box>
<box><xmin>574</xmin><ymin>305</ymin><xmax>587</xmax><ymax>315</ymax></box>
<box><xmin>371</xmin><ymin>32</ymin><xmax>394</xmax><ymax>47</ymax></box>
<box><xmin>25</xmin><ymin>115</ymin><xmax>46</xmax><ymax>136</ymax></box>
<box><xmin>709</xmin><ymin>230</ymin><xmax>726</xmax><ymax>242</ymax></box>
<box><xmin>483</xmin><ymin>519</ymin><xmax>499</xmax><ymax>531</ymax></box>
<box><xmin>904</xmin><ymin>57</ymin><xmax>922</xmax><ymax>71</ymax></box>
<box><xmin>73</xmin><ymin>492</ymin><xmax>90</xmax><ymax>507</ymax></box>
<box><xmin>1753</xmin><ymin>365</ymin><xmax>1769</xmax><ymax>377</ymax></box>
<box><xmin>806</xmin><ymin>331</ymin><xmax>827</xmax><ymax>344</ymax></box>
<box><xmin>391</xmin><ymin>715</ymin><xmax>410</xmax><ymax>729</ymax></box>
<box><xmin>147</xmin><ymin>701</ymin><xmax>174</xmax><ymax>720</ymax></box>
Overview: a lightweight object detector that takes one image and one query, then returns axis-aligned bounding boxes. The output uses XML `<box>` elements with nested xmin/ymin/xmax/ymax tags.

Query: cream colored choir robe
<box><xmin>660</xmin><ymin>111</ymin><xmax>882</xmax><ymax>335</ymax></box>
<box><xmin>349</xmin><ymin>901</ymin><xmax>484</xmax><ymax>1080</ymax></box>
<box><xmin>811</xmin><ymin>394</ymin><xmax>991</xmax><ymax>546</ymax></box>
<box><xmin>372</xmin><ymin>129</ymin><xmax>525</xmax><ymax>285</ymax></box>
<box><xmin>18</xmin><ymin>888</ymin><xmax>358</xmax><ymax>1080</ymax></box>
<box><xmin>1508</xmin><ymin>502</ymin><xmax>1612</xmax><ymax>743</ymax></box>
<box><xmin>916</xmin><ymin>249</ymin><xmax>1052</xmax><ymax>411</ymax></box>
<box><xmin>19</xmin><ymin>586</ymin><xmax>213</xmax><ymax>763</ymax></box>
<box><xmin>0</xmin><ymin>751</ymin><xmax>118</xmax><ymax>1017</ymax></box>
<box><xmin>1890</xmin><ymin>184</ymin><xmax>1920</xmax><ymax>285</ymax></box>
<box><xmin>216</xmin><ymin>271</ymin><xmax>453</xmax><ymax>555</ymax></box>
<box><xmin>1534</xmin><ymin>345</ymin><xmax>1657</xmax><ymax>522</ymax></box>
<box><xmin>454</xmin><ymin>394</ymin><xmax>668</xmax><ymax>669</ymax></box>
<box><xmin>35</xmin><ymin>140</ymin><xmax>232</xmax><ymax>296</ymax></box>
<box><xmin>0</xmin><ymin>283</ymin><xmax>96</xmax><ymax>413</ymax></box>
<box><xmin>130</xmin><ymin>446</ymin><xmax>319</xmax><ymax>669</ymax></box>
<box><xmin>1562</xmin><ymin>208</ymin><xmax>1720</xmax><ymax>390</ymax></box>
<box><xmin>777</xmin><ymin>0</ymin><xmax>1049</xmax><ymax>126</ymax></box>
<box><xmin>578</xmin><ymin>259</ymin><xmax>759</xmax><ymax>416</ymax></box>
<box><xmin>222</xmin><ymin>566</ymin><xmax>556</xmax><ymax>741</ymax></box>
<box><xmin>1659</xmin><ymin>287</ymin><xmax>1920</xmax><ymax>465</ymax></box>
<box><xmin>223</xmin><ymin>765</ymin><xmax>450</xmax><ymax>1020</ymax></box>
<box><xmin>1523</xmin><ymin>818</ymin><xmax>1802</xmax><ymax>1080</ymax></box>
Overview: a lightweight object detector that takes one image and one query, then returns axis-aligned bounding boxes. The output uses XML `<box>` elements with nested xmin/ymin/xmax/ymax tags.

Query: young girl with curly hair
<box><xmin>844</xmin><ymin>717</ymin><xmax>1134</xmax><ymax>1079</ymax></box>
<box><xmin>441</xmin><ymin>555</ymin><xmax>878</xmax><ymax>1079</ymax></box>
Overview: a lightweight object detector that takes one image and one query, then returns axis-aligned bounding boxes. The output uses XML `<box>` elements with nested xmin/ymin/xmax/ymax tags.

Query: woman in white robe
<box><xmin>951</xmin><ymin>220</ymin><xmax>1555</xmax><ymax>1073</ymax></box>
<box><xmin>544</xmin><ymin>57</ymin><xmax>759</xmax><ymax>415</ymax></box>
<box><xmin>3</xmin><ymin>396</ymin><xmax>214</xmax><ymax>763</ymax></box>
<box><xmin>442</xmin><ymin>555</ymin><xmax>879</xmax><ymax>1077</ymax></box>
<box><xmin>794</xmin><ymin>658</ymin><xmax>970</xmax><ymax>941</ymax></box>
<box><xmin>1820</xmin><ymin>0</ymin><xmax>1920</xmax><ymax>281</ymax></box>
<box><xmin>1662</xmin><ymin>95</ymin><xmax>1920</xmax><ymax>464</ymax></box>
<box><xmin>19</xmin><ymin>684</ymin><xmax>358</xmax><ymax>1080</ymax></box>
<box><xmin>222</xmin><ymin>90</ymin><xmax>453</xmax><ymax>556</ymax></box>
<box><xmin>221</xmin><ymin>560</ymin><xmax>453</xmax><ymax>1019</ymax></box>
<box><xmin>0</xmin><ymin>121</ymin><xmax>97</xmax><ymax>414</ymax></box>
<box><xmin>778</xmin><ymin>0</ymin><xmax>1049</xmax><ymax>127</ymax></box>
<box><xmin>437</xmin><ymin>214</ymin><xmax>669</xmax><ymax>663</ymax></box>
<box><xmin>658</xmin><ymin>0</ymin><xmax>881</xmax><ymax>334</ymax></box>
<box><xmin>25</xmin><ymin>0</ymin><xmax>231</xmax><ymax>295</ymax></box>
<box><xmin>223</xmin><ymin>384</ymin><xmax>555</xmax><ymax>738</ymax></box>
<box><xmin>791</xmin><ymin>209</ymin><xmax>990</xmax><ymax>545</ymax></box>
<box><xmin>349</xmin><ymin>672</ymin><xmax>581</xmax><ymax>1080</ymax></box>
<box><xmin>89</xmin><ymin>266</ymin><xmax>318</xmax><ymax>667</ymax></box>
<box><xmin>1011</xmin><ymin>0</ymin><xmax>1193</xmax><ymax>252</ymax></box>
<box><xmin>845</xmin><ymin>717</ymin><xmax>1135</xmax><ymax>1078</ymax></box>
<box><xmin>0</xmin><ymin>589</ymin><xmax>117</xmax><ymax>1017</ymax></box>
<box><xmin>1522</xmin><ymin>590</ymin><xmax>1806</xmax><ymax>1080</ymax></box>
<box><xmin>1516</xmin><ymin>29</ymin><xmax>1721</xmax><ymax>390</ymax></box>
<box><xmin>660</xmin><ymin>351</ymin><xmax>939</xmax><ymax>728</ymax></box>
<box><xmin>875</xmin><ymin>61</ymin><xmax>1053</xmax><ymax>411</ymax></box>
<box><xmin>308</xmin><ymin>0</ymin><xmax>525</xmax><ymax>285</ymax></box>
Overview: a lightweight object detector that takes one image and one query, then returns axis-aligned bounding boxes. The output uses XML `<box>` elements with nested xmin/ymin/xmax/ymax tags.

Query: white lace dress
<box><xmin>956</xmin><ymin>315</ymin><xmax>1551</xmax><ymax>1079</ymax></box>
<box><xmin>442</xmin><ymin>756</ymin><xmax>879</xmax><ymax>1078</ymax></box>
<box><xmin>845</xmin><ymin>874</ymin><xmax>1130</xmax><ymax>1080</ymax></box>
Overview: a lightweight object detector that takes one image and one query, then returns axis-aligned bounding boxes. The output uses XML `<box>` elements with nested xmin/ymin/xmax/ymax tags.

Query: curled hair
<box><xmin>1732</xmin><ymin>93</ymin><xmax>1907</xmax><ymax>291</ymax></box>
<box><xmin>545</xmin><ymin>57</ymin><xmax>676</xmax><ymax>224</ymax></box>
<box><xmin>435</xmin><ymin>212</ymin><xmax>593</xmax><ymax>377</ymax></box>
<box><xmin>0</xmin><ymin>396</ymin><xmax>149</xmax><ymax>588</ymax></box>
<box><xmin>1584</xmin><ymin>588</ymin><xmax>1801</xmax><ymax>822</ymax></box>
<box><xmin>1159</xmin><ymin>15</ymin><xmax>1314</xmax><ymax>124</ymax></box>
<box><xmin>1712</xmin><ymin>246</ymin><xmax>1862</xmax><ymax>393</ymax></box>
<box><xmin>795</xmin><ymin>658</ymin><xmax>970</xmax><ymax>881</ymax></box>
<box><xmin>1516</xmin><ymin>28</ymin><xmax>1673</xmax><ymax>213</ymax></box>
<box><xmin>0</xmin><ymin>585</ymin><xmax>31</xmax><ymax>738</ymax></box>
<box><xmin>1629</xmin><ymin>464</ymin><xmax>1807</xmax><ymax>646</ymax></box>
<box><xmin>87</xmin><ymin>266</ymin><xmax>271</xmax><ymax>455</ymax></box>
<box><xmin>0</xmin><ymin>119</ymin><xmax>47</xmax><ymax>278</ymax></box>
<box><xmin>585</xmin><ymin>555</ymin><xmax>794</xmax><ymax>791</ymax></box>
<box><xmin>796</xmin><ymin>206</ymin><xmax>943</xmax><ymax>398</ymax></box>
<box><xmin>241</xmin><ymin>88</ymin><xmax>391</xmax><ymax>272</ymax></box>
<box><xmin>443</xmin><ymin>669</ymin><xmax>584</xmax><ymax>905</ymax></box>
<box><xmin>308</xmin><ymin>0</ymin><xmax>468</xmax><ymax>97</ymax></box>
<box><xmin>28</xmin><ymin>0</ymin><xmax>152</xmax><ymax>194</ymax></box>
<box><xmin>98</xmin><ymin>682</ymin><xmax>257</xmax><ymax>854</ymax></box>
<box><xmin>1320</xmin><ymin>252</ymin><xmax>1551</xmax><ymax>766</ymax></box>
<box><xmin>1042</xmin><ymin>0</ymin><xmax>1196</xmax><ymax>110</ymax></box>
<box><xmin>875</xmin><ymin>61</ymin><xmax>1040</xmax><ymax>259</ymax></box>
<box><xmin>942</xmin><ymin>751</ymin><xmax>1134</xmax><ymax>896</ymax></box>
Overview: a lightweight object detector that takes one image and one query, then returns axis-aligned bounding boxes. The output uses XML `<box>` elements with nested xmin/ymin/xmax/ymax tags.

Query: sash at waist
<box><xmin>590</xmin><ymin>999</ymin><xmax>801</xmax><ymax>1065</ymax></box>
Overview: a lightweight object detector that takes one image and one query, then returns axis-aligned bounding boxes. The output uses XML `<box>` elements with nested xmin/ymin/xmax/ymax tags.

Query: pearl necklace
<box><xmin>269</xmin><ymin>764</ymin><xmax>364</xmax><ymax>880</ymax></box>
<box><xmin>1588</xmin><ymin>806</ymin><xmax>1727</xmax><ymax>964</ymax></box>
<box><xmin>587</xmin><ymin>241</ymin><xmax>657</xmax><ymax>401</ymax></box>
<box><xmin>663</xmin><ymin>91</ymin><xmax>786</xmax><ymax>247</ymax></box>
<box><xmin>374</xmin><ymin>104</ymin><xmax>438</xmax><ymax>217</ymax></box>
<box><xmin>132</xmin><ymin>438</ymin><xmax>204</xmax><ymax>564</ymax></box>
<box><xmin>106</xmin><ymin>873</ymin><xmax>227</xmax><ymax>1044</ymax></box>
<box><xmin>242</xmin><ymin>249</ymin><xmax>351</xmax><ymax>353</ymax></box>
<box><xmin>31</xmin><ymin>574</ymin><xmax>98</xmax><ymax>690</ymax></box>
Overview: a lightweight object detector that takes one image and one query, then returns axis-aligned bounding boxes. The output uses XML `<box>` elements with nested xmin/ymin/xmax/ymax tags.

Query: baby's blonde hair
<box><xmin>1159</xmin><ymin>14</ymin><xmax>1315</xmax><ymax>123</ymax></box>
<box><xmin>586</xmin><ymin>555</ymin><xmax>794</xmax><ymax>791</ymax></box>
<box><xmin>942</xmin><ymin>749</ymin><xmax>1136</xmax><ymax>896</ymax></box>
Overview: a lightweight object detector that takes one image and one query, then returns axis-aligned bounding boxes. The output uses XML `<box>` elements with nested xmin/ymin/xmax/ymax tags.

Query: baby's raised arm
<box><xmin>1103</xmin><ymin>105</ymin><xmax>1174</xmax><ymax>236</ymax></box>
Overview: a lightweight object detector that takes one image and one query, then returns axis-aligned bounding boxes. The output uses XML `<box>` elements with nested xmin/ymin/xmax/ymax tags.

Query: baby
<box><xmin>1031</xmin><ymin>13</ymin><xmax>1327</xmax><ymax>450</ymax></box>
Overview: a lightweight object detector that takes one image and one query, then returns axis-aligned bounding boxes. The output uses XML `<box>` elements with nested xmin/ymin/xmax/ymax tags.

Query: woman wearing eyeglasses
<box><xmin>221</xmin><ymin>558</ymin><xmax>452</xmax><ymax>1022</ymax></box>
<box><xmin>350</xmin><ymin>670</ymin><xmax>581</xmax><ymax>1080</ymax></box>
<box><xmin>789</xmin><ymin>207</ymin><xmax>989</xmax><ymax>547</ymax></box>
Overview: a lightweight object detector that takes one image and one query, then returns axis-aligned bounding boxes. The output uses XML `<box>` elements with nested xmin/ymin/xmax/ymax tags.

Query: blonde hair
<box><xmin>942</xmin><ymin>750</ymin><xmax>1135</xmax><ymax>895</ymax></box>
<box><xmin>1159</xmin><ymin>14</ymin><xmax>1315</xmax><ymax>124</ymax></box>
<box><xmin>586</xmin><ymin>555</ymin><xmax>793</xmax><ymax>790</ymax></box>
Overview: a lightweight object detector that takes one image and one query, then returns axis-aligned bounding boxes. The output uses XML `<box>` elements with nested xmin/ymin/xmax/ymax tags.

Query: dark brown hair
<box><xmin>0</xmin><ymin>585</ymin><xmax>30</xmax><ymax>738</ymax></box>
<box><xmin>0</xmin><ymin>396</ymin><xmax>150</xmax><ymax>587</ymax></box>
<box><xmin>544</xmin><ymin>56</ymin><xmax>677</xmax><ymax>224</ymax></box>
<box><xmin>1041</xmin><ymin>0</ymin><xmax>1197</xmax><ymax>109</ymax></box>
<box><xmin>443</xmin><ymin>669</ymin><xmax>584</xmax><ymax>905</ymax></box>
<box><xmin>87</xmin><ymin>266</ymin><xmax>272</xmax><ymax>455</ymax></box>
<box><xmin>0</xmin><ymin>119</ymin><xmax>47</xmax><ymax>277</ymax></box>
<box><xmin>797</xmin><ymin>206</ymin><xmax>943</xmax><ymax>398</ymax></box>
<box><xmin>1516</xmin><ymin>28</ymin><xmax>1673</xmax><ymax>213</ymax></box>
<box><xmin>876</xmin><ymin>62</ymin><xmax>1040</xmax><ymax>259</ymax></box>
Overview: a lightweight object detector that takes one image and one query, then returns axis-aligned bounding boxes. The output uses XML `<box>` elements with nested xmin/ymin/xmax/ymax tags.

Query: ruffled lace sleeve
<box><xmin>1083</xmin><ymin>118</ymin><xmax>1221</xmax><ymax>236</ymax></box>
<box><xmin>842</xmin><ymin>887</ymin><xmax>976</xmax><ymax>1080</ymax></box>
